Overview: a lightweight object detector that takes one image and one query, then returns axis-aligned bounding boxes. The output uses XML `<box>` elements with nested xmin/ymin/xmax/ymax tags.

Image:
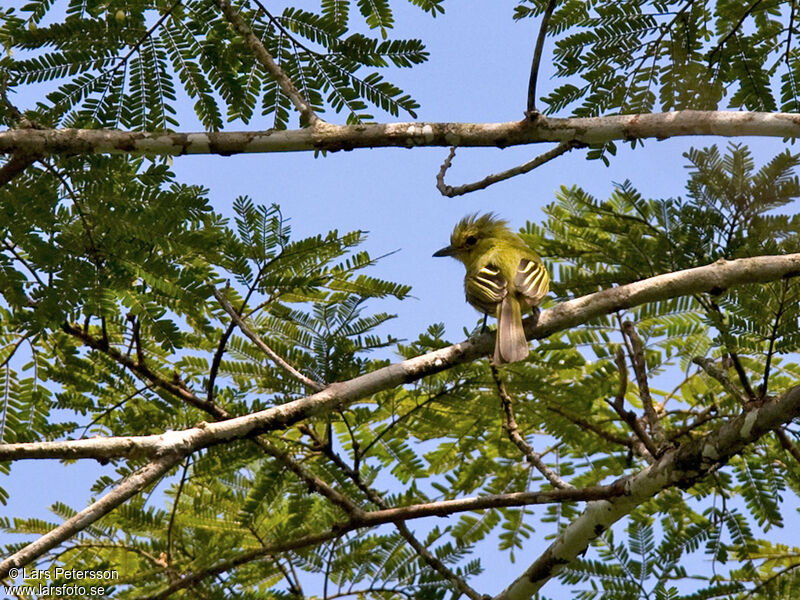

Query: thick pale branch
<box><xmin>2</xmin><ymin>111</ymin><xmax>800</xmax><ymax>157</ymax></box>
<box><xmin>495</xmin><ymin>384</ymin><xmax>800</xmax><ymax>600</ymax></box>
<box><xmin>0</xmin><ymin>452</ymin><xmax>183</xmax><ymax>579</ymax></box>
<box><xmin>3</xmin><ymin>254</ymin><xmax>800</xmax><ymax>464</ymax></box>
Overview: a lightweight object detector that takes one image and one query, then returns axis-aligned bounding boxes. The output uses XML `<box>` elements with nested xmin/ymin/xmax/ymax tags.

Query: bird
<box><xmin>433</xmin><ymin>213</ymin><xmax>549</xmax><ymax>364</ymax></box>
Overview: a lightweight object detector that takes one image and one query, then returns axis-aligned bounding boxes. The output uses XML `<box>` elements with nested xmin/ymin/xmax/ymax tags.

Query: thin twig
<box><xmin>775</xmin><ymin>428</ymin><xmax>800</xmax><ymax>465</ymax></box>
<box><xmin>63</xmin><ymin>323</ymin><xmax>229</xmax><ymax>420</ymax></box>
<box><xmin>666</xmin><ymin>405</ymin><xmax>719</xmax><ymax>442</ymax></box>
<box><xmin>166</xmin><ymin>458</ymin><xmax>191</xmax><ymax>567</ymax></box>
<box><xmin>545</xmin><ymin>404</ymin><xmax>633</xmax><ymax>448</ymax></box>
<box><xmin>698</xmin><ymin>297</ymin><xmax>758</xmax><ymax>400</ymax></box>
<box><xmin>436</xmin><ymin>141</ymin><xmax>579</xmax><ymax>197</ymax></box>
<box><xmin>214</xmin><ymin>0</ymin><xmax>319</xmax><ymax>126</ymax></box>
<box><xmin>708</xmin><ymin>0</ymin><xmax>765</xmax><ymax>64</ymax></box>
<box><xmin>490</xmin><ymin>365</ymin><xmax>572</xmax><ymax>489</ymax></box>
<box><xmin>526</xmin><ymin>0</ymin><xmax>558</xmax><ymax>116</ymax></box>
<box><xmin>692</xmin><ymin>356</ymin><xmax>748</xmax><ymax>405</ymax></box>
<box><xmin>212</xmin><ymin>287</ymin><xmax>324</xmax><ymax>391</ymax></box>
<box><xmin>607</xmin><ymin>346</ymin><xmax>658</xmax><ymax>461</ymax></box>
<box><xmin>621</xmin><ymin>321</ymin><xmax>666</xmax><ymax>447</ymax></box>
<box><xmin>787</xmin><ymin>0</ymin><xmax>797</xmax><ymax>63</ymax></box>
<box><xmin>761</xmin><ymin>279</ymin><xmax>789</xmax><ymax>398</ymax></box>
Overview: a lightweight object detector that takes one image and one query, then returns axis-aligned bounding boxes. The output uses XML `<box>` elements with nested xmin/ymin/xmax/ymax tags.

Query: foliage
<box><xmin>3</xmin><ymin>137</ymin><xmax>800</xmax><ymax>598</ymax></box>
<box><xmin>0</xmin><ymin>0</ymin><xmax>430</xmax><ymax>130</ymax></box>
<box><xmin>3</xmin><ymin>0</ymin><xmax>800</xmax><ymax>599</ymax></box>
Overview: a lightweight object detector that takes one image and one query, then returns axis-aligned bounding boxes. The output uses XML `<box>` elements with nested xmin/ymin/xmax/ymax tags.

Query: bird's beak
<box><xmin>433</xmin><ymin>245</ymin><xmax>456</xmax><ymax>257</ymax></box>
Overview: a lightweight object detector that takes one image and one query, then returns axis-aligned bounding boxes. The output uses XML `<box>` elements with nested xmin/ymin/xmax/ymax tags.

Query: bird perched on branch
<box><xmin>433</xmin><ymin>213</ymin><xmax>549</xmax><ymax>364</ymax></box>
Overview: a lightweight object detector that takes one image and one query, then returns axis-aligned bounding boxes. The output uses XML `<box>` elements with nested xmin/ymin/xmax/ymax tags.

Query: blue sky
<box><xmin>2</xmin><ymin>0</ymin><xmax>799</xmax><ymax>597</ymax></box>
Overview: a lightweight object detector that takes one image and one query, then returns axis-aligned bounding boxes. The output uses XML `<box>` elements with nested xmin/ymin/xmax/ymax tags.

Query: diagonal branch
<box><xmin>214</xmin><ymin>0</ymin><xmax>319</xmax><ymax>126</ymax></box>
<box><xmin>708</xmin><ymin>0</ymin><xmax>765</xmax><ymax>64</ymax></box>
<box><xmin>494</xmin><ymin>383</ymin><xmax>800</xmax><ymax>600</ymax></box>
<box><xmin>212</xmin><ymin>287</ymin><xmax>324</xmax><ymax>391</ymax></box>
<box><xmin>4</xmin><ymin>253</ymin><xmax>800</xmax><ymax>465</ymax></box>
<box><xmin>435</xmin><ymin>141</ymin><xmax>579</xmax><ymax>197</ymax></box>
<box><xmin>693</xmin><ymin>356</ymin><xmax>748</xmax><ymax>404</ymax></box>
<box><xmin>0</xmin><ymin>152</ymin><xmax>40</xmax><ymax>187</ymax></box>
<box><xmin>607</xmin><ymin>346</ymin><xmax>657</xmax><ymax>460</ymax></box>
<box><xmin>621</xmin><ymin>320</ymin><xmax>666</xmax><ymax>447</ymax></box>
<box><xmin>491</xmin><ymin>365</ymin><xmax>573</xmax><ymax>489</ymax></box>
<box><xmin>0</xmin><ymin>452</ymin><xmax>183</xmax><ymax>578</ymax></box>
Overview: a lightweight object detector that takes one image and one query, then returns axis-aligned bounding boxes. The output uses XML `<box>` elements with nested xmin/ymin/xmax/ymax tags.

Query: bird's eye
<box><xmin>465</xmin><ymin>235</ymin><xmax>478</xmax><ymax>247</ymax></box>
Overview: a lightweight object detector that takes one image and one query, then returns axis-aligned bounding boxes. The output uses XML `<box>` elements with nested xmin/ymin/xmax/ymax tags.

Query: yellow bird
<box><xmin>433</xmin><ymin>213</ymin><xmax>549</xmax><ymax>364</ymax></box>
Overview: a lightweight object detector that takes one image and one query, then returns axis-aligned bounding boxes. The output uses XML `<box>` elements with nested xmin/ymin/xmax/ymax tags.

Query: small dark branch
<box><xmin>104</xmin><ymin>0</ymin><xmax>182</xmax><ymax>84</ymax></box>
<box><xmin>699</xmin><ymin>295</ymin><xmax>757</xmax><ymax>400</ymax></box>
<box><xmin>787</xmin><ymin>0</ymin><xmax>797</xmax><ymax>63</ymax></box>
<box><xmin>730</xmin><ymin>351</ymin><xmax>757</xmax><ymax>401</ymax></box>
<box><xmin>166</xmin><ymin>459</ymin><xmax>190</xmax><ymax>567</ymax></box>
<box><xmin>708</xmin><ymin>0</ymin><xmax>765</xmax><ymax>65</ymax></box>
<box><xmin>206</xmin><ymin>321</ymin><xmax>236</xmax><ymax>402</ymax></box>
<box><xmin>1</xmin><ymin>239</ymin><xmax>46</xmax><ymax>288</ymax></box>
<box><xmin>100</xmin><ymin>315</ymin><xmax>110</xmax><ymax>350</ymax></box>
<box><xmin>760</xmin><ymin>280</ymin><xmax>789</xmax><ymax>398</ymax></box>
<box><xmin>0</xmin><ymin>335</ymin><xmax>26</xmax><ymax>370</ymax></box>
<box><xmin>39</xmin><ymin>159</ymin><xmax>103</xmax><ymax>266</ymax></box>
<box><xmin>0</xmin><ymin>152</ymin><xmax>39</xmax><ymax>188</ymax></box>
<box><xmin>609</xmin><ymin>347</ymin><xmax>658</xmax><ymax>461</ymax></box>
<box><xmin>740</xmin><ymin>562</ymin><xmax>800</xmax><ymax>600</ymax></box>
<box><xmin>79</xmin><ymin>383</ymin><xmax>154</xmax><ymax>438</ymax></box>
<box><xmin>212</xmin><ymin>288</ymin><xmax>324</xmax><ymax>391</ymax></box>
<box><xmin>775</xmin><ymin>428</ymin><xmax>800</xmax><ymax>466</ymax></box>
<box><xmin>0</xmin><ymin>452</ymin><xmax>183</xmax><ymax>578</ymax></box>
<box><xmin>490</xmin><ymin>365</ymin><xmax>572</xmax><ymax>489</ymax></box>
<box><xmin>208</xmin><ymin>272</ymin><xmax>266</xmax><ymax>403</ymax></box>
<box><xmin>666</xmin><ymin>405</ymin><xmax>718</xmax><ymax>442</ymax></box>
<box><xmin>215</xmin><ymin>0</ymin><xmax>319</xmax><ymax>126</ymax></box>
<box><xmin>303</xmin><ymin>426</ymin><xmax>485</xmax><ymax>600</ymax></box>
<box><xmin>436</xmin><ymin>141</ymin><xmax>578</xmax><ymax>198</ymax></box>
<box><xmin>255</xmin><ymin>436</ymin><xmax>364</xmax><ymax>519</ymax></box>
<box><xmin>62</xmin><ymin>323</ymin><xmax>229</xmax><ymax>420</ymax></box>
<box><xmin>613</xmin><ymin>346</ymin><xmax>628</xmax><ymax>411</ymax></box>
<box><xmin>692</xmin><ymin>356</ymin><xmax>748</xmax><ymax>405</ymax></box>
<box><xmin>526</xmin><ymin>0</ymin><xmax>558</xmax><ymax>117</ymax></box>
<box><xmin>545</xmin><ymin>404</ymin><xmax>633</xmax><ymax>449</ymax></box>
<box><xmin>621</xmin><ymin>321</ymin><xmax>665</xmax><ymax>447</ymax></box>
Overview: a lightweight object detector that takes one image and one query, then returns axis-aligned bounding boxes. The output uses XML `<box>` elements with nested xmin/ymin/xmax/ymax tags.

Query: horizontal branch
<box><xmin>1</xmin><ymin>254</ymin><xmax>799</xmax><ymax>465</ymax></box>
<box><xmin>495</xmin><ymin>384</ymin><xmax>800</xmax><ymax>600</ymax></box>
<box><xmin>1</xmin><ymin>111</ymin><xmax>800</xmax><ymax>157</ymax></box>
<box><xmin>140</xmin><ymin>482</ymin><xmax>627</xmax><ymax>599</ymax></box>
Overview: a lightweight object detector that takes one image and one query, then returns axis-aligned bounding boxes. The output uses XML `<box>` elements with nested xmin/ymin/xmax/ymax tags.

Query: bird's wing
<box><xmin>465</xmin><ymin>263</ymin><xmax>507</xmax><ymax>314</ymax></box>
<box><xmin>514</xmin><ymin>257</ymin><xmax>549</xmax><ymax>307</ymax></box>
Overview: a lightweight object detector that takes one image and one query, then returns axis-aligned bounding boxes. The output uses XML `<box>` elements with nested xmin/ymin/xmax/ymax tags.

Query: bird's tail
<box><xmin>494</xmin><ymin>296</ymin><xmax>528</xmax><ymax>364</ymax></box>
